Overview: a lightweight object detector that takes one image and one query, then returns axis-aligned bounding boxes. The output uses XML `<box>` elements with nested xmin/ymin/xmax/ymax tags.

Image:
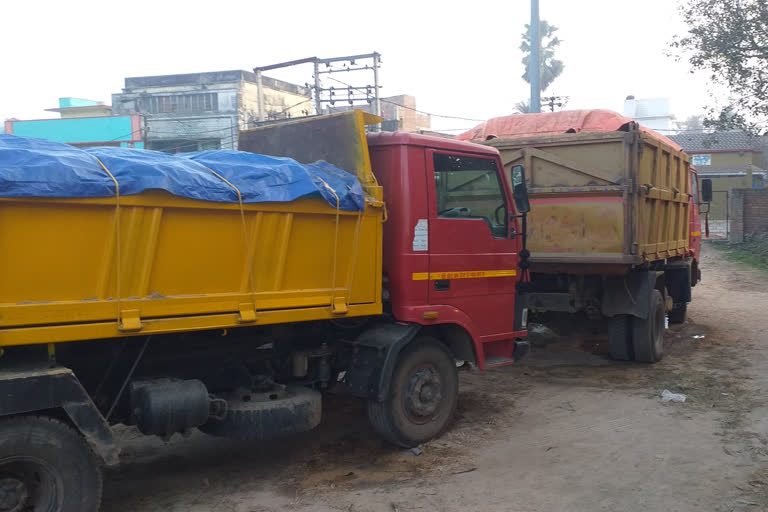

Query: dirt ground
<box><xmin>102</xmin><ymin>243</ymin><xmax>768</xmax><ymax>512</ymax></box>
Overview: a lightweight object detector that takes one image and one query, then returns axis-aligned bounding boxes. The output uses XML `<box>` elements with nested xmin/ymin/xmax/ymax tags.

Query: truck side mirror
<box><xmin>511</xmin><ymin>165</ymin><xmax>530</xmax><ymax>214</ymax></box>
<box><xmin>701</xmin><ymin>178</ymin><xmax>712</xmax><ymax>203</ymax></box>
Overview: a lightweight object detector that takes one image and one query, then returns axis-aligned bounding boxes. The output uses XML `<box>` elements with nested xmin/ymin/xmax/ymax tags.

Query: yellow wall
<box><xmin>703</xmin><ymin>173</ymin><xmax>752</xmax><ymax>220</ymax></box>
<box><xmin>692</xmin><ymin>151</ymin><xmax>754</xmax><ymax>167</ymax></box>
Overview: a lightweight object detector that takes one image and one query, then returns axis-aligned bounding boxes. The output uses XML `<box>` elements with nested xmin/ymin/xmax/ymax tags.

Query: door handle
<box><xmin>434</xmin><ymin>280</ymin><xmax>450</xmax><ymax>291</ymax></box>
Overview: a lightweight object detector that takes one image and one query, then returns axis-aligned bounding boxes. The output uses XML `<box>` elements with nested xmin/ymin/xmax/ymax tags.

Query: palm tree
<box><xmin>520</xmin><ymin>20</ymin><xmax>565</xmax><ymax>92</ymax></box>
<box><xmin>513</xmin><ymin>100</ymin><xmax>531</xmax><ymax>114</ymax></box>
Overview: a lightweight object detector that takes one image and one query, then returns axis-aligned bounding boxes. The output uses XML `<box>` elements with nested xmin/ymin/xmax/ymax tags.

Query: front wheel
<box><xmin>367</xmin><ymin>338</ymin><xmax>458</xmax><ymax>448</ymax></box>
<box><xmin>0</xmin><ymin>416</ymin><xmax>102</xmax><ymax>512</ymax></box>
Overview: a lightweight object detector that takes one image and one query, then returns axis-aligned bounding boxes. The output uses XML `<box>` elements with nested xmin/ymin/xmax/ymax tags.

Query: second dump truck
<box><xmin>464</xmin><ymin>110</ymin><xmax>707</xmax><ymax>362</ymax></box>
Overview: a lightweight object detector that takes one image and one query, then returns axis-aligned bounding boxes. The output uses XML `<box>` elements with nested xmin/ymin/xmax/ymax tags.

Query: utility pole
<box><xmin>529</xmin><ymin>0</ymin><xmax>541</xmax><ymax>113</ymax></box>
<box><xmin>313</xmin><ymin>61</ymin><xmax>322</xmax><ymax>115</ymax></box>
<box><xmin>255</xmin><ymin>69</ymin><xmax>265</xmax><ymax>122</ymax></box>
<box><xmin>372</xmin><ymin>52</ymin><xmax>381</xmax><ymax>125</ymax></box>
<box><xmin>542</xmin><ymin>95</ymin><xmax>568</xmax><ymax>112</ymax></box>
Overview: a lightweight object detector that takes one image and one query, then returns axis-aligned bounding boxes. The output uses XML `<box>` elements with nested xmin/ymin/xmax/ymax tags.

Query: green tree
<box><xmin>521</xmin><ymin>20</ymin><xmax>565</xmax><ymax>92</ymax></box>
<box><xmin>675</xmin><ymin>114</ymin><xmax>706</xmax><ymax>133</ymax></box>
<box><xmin>671</xmin><ymin>0</ymin><xmax>768</xmax><ymax>133</ymax></box>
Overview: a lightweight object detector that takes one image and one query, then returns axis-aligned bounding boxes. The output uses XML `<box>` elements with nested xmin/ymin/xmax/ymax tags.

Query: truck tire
<box><xmin>608</xmin><ymin>314</ymin><xmax>633</xmax><ymax>361</ymax></box>
<box><xmin>200</xmin><ymin>385</ymin><xmax>321</xmax><ymax>441</ymax></box>
<box><xmin>668</xmin><ymin>303</ymin><xmax>687</xmax><ymax>324</ymax></box>
<box><xmin>632</xmin><ymin>289</ymin><xmax>665</xmax><ymax>363</ymax></box>
<box><xmin>367</xmin><ymin>338</ymin><xmax>458</xmax><ymax>448</ymax></box>
<box><xmin>0</xmin><ymin>415</ymin><xmax>102</xmax><ymax>512</ymax></box>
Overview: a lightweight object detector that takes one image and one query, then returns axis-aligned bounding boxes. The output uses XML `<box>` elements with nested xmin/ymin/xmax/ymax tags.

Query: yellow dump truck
<box><xmin>474</xmin><ymin>113</ymin><xmax>706</xmax><ymax>363</ymax></box>
<box><xmin>0</xmin><ymin>111</ymin><xmax>530</xmax><ymax>511</ymax></box>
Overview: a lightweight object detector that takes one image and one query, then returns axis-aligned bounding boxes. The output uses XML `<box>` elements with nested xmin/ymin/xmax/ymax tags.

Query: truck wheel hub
<box><xmin>404</xmin><ymin>365</ymin><xmax>443</xmax><ymax>422</ymax></box>
<box><xmin>0</xmin><ymin>458</ymin><xmax>59</xmax><ymax>512</ymax></box>
<box><xmin>0</xmin><ymin>477</ymin><xmax>28</xmax><ymax>512</ymax></box>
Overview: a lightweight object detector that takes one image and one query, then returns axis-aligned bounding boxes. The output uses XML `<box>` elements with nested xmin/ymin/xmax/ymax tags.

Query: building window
<box><xmin>691</xmin><ymin>154</ymin><xmax>711</xmax><ymax>166</ymax></box>
<box><xmin>148</xmin><ymin>139</ymin><xmax>221</xmax><ymax>154</ymax></box>
<box><xmin>143</xmin><ymin>93</ymin><xmax>218</xmax><ymax>114</ymax></box>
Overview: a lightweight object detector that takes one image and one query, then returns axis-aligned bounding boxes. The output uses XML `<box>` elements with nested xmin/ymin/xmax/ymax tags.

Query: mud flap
<box><xmin>601</xmin><ymin>271</ymin><xmax>665</xmax><ymax>320</ymax></box>
<box><xmin>336</xmin><ymin>322</ymin><xmax>421</xmax><ymax>402</ymax></box>
<box><xmin>0</xmin><ymin>366</ymin><xmax>119</xmax><ymax>465</ymax></box>
<box><xmin>664</xmin><ymin>261</ymin><xmax>692</xmax><ymax>305</ymax></box>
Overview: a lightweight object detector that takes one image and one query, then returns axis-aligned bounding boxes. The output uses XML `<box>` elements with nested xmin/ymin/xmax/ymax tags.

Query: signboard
<box><xmin>691</xmin><ymin>154</ymin><xmax>711</xmax><ymax>166</ymax></box>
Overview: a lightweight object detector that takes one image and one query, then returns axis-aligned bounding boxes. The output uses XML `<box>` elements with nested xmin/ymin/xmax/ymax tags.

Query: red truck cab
<box><xmin>237</xmin><ymin>112</ymin><xmax>531</xmax><ymax>448</ymax></box>
<box><xmin>368</xmin><ymin>132</ymin><xmax>529</xmax><ymax>369</ymax></box>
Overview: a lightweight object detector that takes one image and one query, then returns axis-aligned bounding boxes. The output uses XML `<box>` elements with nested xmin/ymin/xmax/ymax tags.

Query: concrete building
<box><xmin>623</xmin><ymin>96</ymin><xmax>672</xmax><ymax>133</ymax></box>
<box><xmin>112</xmin><ymin>71</ymin><xmax>313</xmax><ymax>153</ymax></box>
<box><xmin>325</xmin><ymin>94</ymin><xmax>430</xmax><ymax>133</ymax></box>
<box><xmin>670</xmin><ymin>131</ymin><xmax>768</xmax><ymax>233</ymax></box>
<box><xmin>4</xmin><ymin>97</ymin><xmax>144</xmax><ymax>148</ymax></box>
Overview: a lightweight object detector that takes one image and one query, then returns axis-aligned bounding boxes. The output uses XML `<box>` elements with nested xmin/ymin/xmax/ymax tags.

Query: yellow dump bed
<box><xmin>0</xmin><ymin>111</ymin><xmax>384</xmax><ymax>347</ymax></box>
<box><xmin>485</xmin><ymin>126</ymin><xmax>691</xmax><ymax>270</ymax></box>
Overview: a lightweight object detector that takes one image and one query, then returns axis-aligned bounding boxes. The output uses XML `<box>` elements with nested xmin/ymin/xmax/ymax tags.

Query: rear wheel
<box><xmin>367</xmin><ymin>338</ymin><xmax>458</xmax><ymax>448</ymax></box>
<box><xmin>0</xmin><ymin>416</ymin><xmax>102</xmax><ymax>512</ymax></box>
<box><xmin>632</xmin><ymin>289</ymin><xmax>665</xmax><ymax>363</ymax></box>
<box><xmin>608</xmin><ymin>314</ymin><xmax>633</xmax><ymax>361</ymax></box>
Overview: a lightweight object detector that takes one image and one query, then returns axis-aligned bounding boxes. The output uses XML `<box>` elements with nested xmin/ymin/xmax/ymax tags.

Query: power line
<box><xmin>323</xmin><ymin>75</ymin><xmax>486</xmax><ymax>122</ymax></box>
<box><xmin>245</xmin><ymin>98</ymin><xmax>313</xmax><ymax>126</ymax></box>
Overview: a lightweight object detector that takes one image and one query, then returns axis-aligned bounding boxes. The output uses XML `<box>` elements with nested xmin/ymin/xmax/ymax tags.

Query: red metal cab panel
<box><xmin>367</xmin><ymin>132</ymin><xmax>524</xmax><ymax>368</ymax></box>
<box><xmin>368</xmin><ymin>143</ymin><xmax>430</xmax><ymax>310</ymax></box>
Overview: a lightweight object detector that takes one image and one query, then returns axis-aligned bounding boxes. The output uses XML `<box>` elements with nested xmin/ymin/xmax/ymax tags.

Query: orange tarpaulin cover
<box><xmin>457</xmin><ymin>109</ymin><xmax>682</xmax><ymax>151</ymax></box>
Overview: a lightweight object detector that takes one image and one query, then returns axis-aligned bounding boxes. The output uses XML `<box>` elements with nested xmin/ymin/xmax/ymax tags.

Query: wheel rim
<box><xmin>402</xmin><ymin>364</ymin><xmax>443</xmax><ymax>425</ymax></box>
<box><xmin>0</xmin><ymin>457</ymin><xmax>62</xmax><ymax>512</ymax></box>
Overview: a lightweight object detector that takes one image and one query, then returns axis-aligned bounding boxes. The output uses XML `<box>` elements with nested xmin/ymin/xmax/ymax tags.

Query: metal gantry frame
<box><xmin>253</xmin><ymin>53</ymin><xmax>381</xmax><ymax>128</ymax></box>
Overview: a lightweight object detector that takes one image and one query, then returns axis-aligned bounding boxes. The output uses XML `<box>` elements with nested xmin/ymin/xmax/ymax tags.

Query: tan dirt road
<box><xmin>102</xmin><ymin>243</ymin><xmax>768</xmax><ymax>512</ymax></box>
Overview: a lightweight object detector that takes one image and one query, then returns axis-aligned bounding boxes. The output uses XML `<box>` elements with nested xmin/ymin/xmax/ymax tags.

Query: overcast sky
<box><xmin>2</xmin><ymin>0</ymin><xmax>709</xmax><ymax>133</ymax></box>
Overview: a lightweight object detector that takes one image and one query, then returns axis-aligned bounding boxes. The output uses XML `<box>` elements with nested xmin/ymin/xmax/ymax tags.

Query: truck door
<box><xmin>426</xmin><ymin>150</ymin><xmax>520</xmax><ymax>339</ymax></box>
<box><xmin>690</xmin><ymin>171</ymin><xmax>702</xmax><ymax>269</ymax></box>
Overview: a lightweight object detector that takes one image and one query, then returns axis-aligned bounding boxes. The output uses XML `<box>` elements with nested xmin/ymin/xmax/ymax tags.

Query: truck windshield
<box><xmin>433</xmin><ymin>153</ymin><xmax>507</xmax><ymax>238</ymax></box>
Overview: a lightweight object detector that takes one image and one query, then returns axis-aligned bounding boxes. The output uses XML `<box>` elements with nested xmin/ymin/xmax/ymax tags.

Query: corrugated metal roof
<box><xmin>669</xmin><ymin>131</ymin><xmax>758</xmax><ymax>152</ymax></box>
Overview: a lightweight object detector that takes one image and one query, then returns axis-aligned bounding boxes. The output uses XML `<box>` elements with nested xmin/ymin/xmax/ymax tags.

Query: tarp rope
<box><xmin>202</xmin><ymin>167</ymin><xmax>258</xmax><ymax>321</ymax></box>
<box><xmin>316</xmin><ymin>179</ymin><xmax>343</xmax><ymax>312</ymax></box>
<box><xmin>344</xmin><ymin>199</ymin><xmax>364</xmax><ymax>307</ymax></box>
<box><xmin>91</xmin><ymin>156</ymin><xmax>123</xmax><ymax>330</ymax></box>
<box><xmin>315</xmin><ymin>178</ymin><xmax>364</xmax><ymax>314</ymax></box>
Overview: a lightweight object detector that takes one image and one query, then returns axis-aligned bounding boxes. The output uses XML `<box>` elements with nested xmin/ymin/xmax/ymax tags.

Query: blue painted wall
<box><xmin>10</xmin><ymin>116</ymin><xmax>137</xmax><ymax>144</ymax></box>
<box><xmin>59</xmin><ymin>98</ymin><xmax>102</xmax><ymax>108</ymax></box>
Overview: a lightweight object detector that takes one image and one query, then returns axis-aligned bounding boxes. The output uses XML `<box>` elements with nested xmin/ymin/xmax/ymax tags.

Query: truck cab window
<box><xmin>433</xmin><ymin>153</ymin><xmax>507</xmax><ymax>238</ymax></box>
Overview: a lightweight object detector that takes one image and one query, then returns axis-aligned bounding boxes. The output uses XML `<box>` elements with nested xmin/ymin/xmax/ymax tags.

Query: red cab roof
<box><xmin>367</xmin><ymin>131</ymin><xmax>500</xmax><ymax>156</ymax></box>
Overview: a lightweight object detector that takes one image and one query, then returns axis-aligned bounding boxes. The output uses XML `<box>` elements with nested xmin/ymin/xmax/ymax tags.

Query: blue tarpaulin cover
<box><xmin>0</xmin><ymin>135</ymin><xmax>365</xmax><ymax>211</ymax></box>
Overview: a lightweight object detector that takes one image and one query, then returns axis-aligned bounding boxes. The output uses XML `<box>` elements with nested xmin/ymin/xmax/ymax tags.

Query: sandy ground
<box><xmin>102</xmin><ymin>243</ymin><xmax>768</xmax><ymax>512</ymax></box>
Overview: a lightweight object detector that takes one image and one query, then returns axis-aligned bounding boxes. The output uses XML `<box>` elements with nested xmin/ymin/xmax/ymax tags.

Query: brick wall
<box><xmin>729</xmin><ymin>189</ymin><xmax>768</xmax><ymax>242</ymax></box>
<box><xmin>744</xmin><ymin>189</ymin><xmax>768</xmax><ymax>234</ymax></box>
